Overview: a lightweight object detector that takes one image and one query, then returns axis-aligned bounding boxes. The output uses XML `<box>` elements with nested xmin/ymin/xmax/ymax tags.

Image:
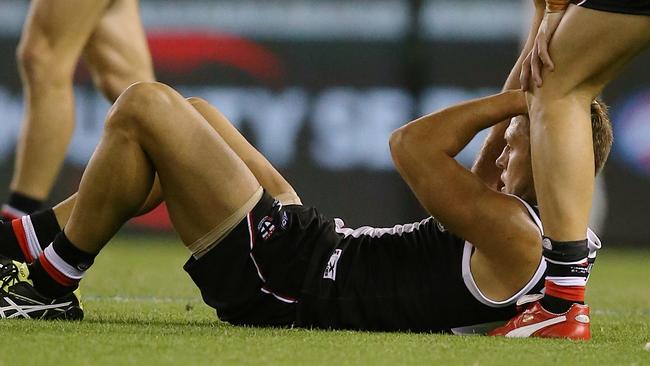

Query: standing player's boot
<box><xmin>490</xmin><ymin>234</ymin><xmax>601</xmax><ymax>340</ymax></box>
<box><xmin>0</xmin><ymin>258</ymin><xmax>83</xmax><ymax>320</ymax></box>
<box><xmin>488</xmin><ymin>300</ymin><xmax>590</xmax><ymax>340</ymax></box>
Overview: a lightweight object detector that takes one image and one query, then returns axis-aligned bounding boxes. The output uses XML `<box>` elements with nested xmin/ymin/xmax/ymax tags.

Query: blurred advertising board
<box><xmin>0</xmin><ymin>0</ymin><xmax>648</xmax><ymax>245</ymax></box>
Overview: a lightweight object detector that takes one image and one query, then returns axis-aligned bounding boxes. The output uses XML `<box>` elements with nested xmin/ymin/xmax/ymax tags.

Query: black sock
<box><xmin>541</xmin><ymin>294</ymin><xmax>584</xmax><ymax>314</ymax></box>
<box><xmin>0</xmin><ymin>220</ymin><xmax>25</xmax><ymax>261</ymax></box>
<box><xmin>542</xmin><ymin>237</ymin><xmax>590</xmax><ymax>314</ymax></box>
<box><xmin>30</xmin><ymin>209</ymin><xmax>61</xmax><ymax>247</ymax></box>
<box><xmin>0</xmin><ymin>209</ymin><xmax>60</xmax><ymax>262</ymax></box>
<box><xmin>29</xmin><ymin>231</ymin><xmax>95</xmax><ymax>298</ymax></box>
<box><xmin>7</xmin><ymin>192</ymin><xmax>43</xmax><ymax>215</ymax></box>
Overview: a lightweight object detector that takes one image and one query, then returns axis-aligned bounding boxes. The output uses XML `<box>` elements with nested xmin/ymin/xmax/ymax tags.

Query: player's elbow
<box><xmin>389</xmin><ymin>126</ymin><xmax>412</xmax><ymax>171</ymax></box>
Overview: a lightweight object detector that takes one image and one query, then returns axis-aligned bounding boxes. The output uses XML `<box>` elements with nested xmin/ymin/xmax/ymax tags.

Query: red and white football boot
<box><xmin>489</xmin><ymin>301</ymin><xmax>591</xmax><ymax>340</ymax></box>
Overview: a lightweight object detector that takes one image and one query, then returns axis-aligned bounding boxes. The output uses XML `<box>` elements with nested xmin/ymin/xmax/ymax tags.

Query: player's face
<box><xmin>495</xmin><ymin>116</ymin><xmax>536</xmax><ymax>202</ymax></box>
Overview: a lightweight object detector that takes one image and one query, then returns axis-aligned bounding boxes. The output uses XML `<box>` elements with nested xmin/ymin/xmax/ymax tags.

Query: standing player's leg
<box><xmin>4</xmin><ymin>0</ymin><xmax>112</xmax><ymax>219</ymax></box>
<box><xmin>82</xmin><ymin>0</ymin><xmax>155</xmax><ymax>102</ymax></box>
<box><xmin>24</xmin><ymin>82</ymin><xmax>261</xmax><ymax>298</ymax></box>
<box><xmin>528</xmin><ymin>6</ymin><xmax>650</xmax><ymax>312</ymax></box>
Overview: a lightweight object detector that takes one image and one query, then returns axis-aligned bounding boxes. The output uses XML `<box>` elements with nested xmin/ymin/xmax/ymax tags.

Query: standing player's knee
<box><xmin>16</xmin><ymin>39</ymin><xmax>71</xmax><ymax>87</ymax></box>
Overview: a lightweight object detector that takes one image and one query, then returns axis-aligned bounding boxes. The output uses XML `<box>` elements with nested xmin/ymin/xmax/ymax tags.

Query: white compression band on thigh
<box><xmin>275</xmin><ymin>192</ymin><xmax>302</xmax><ymax>206</ymax></box>
<box><xmin>188</xmin><ymin>187</ymin><xmax>264</xmax><ymax>259</ymax></box>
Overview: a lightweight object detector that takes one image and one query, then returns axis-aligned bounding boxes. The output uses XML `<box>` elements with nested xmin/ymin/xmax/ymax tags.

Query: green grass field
<box><xmin>2</xmin><ymin>236</ymin><xmax>649</xmax><ymax>366</ymax></box>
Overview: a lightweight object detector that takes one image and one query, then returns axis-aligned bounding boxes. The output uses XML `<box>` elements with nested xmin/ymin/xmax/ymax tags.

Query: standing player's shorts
<box><xmin>577</xmin><ymin>0</ymin><xmax>650</xmax><ymax>16</ymax></box>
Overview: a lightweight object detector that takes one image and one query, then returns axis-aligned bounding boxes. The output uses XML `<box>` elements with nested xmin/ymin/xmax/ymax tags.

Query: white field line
<box><xmin>592</xmin><ymin>309</ymin><xmax>650</xmax><ymax>316</ymax></box>
<box><xmin>85</xmin><ymin>295</ymin><xmax>200</xmax><ymax>304</ymax></box>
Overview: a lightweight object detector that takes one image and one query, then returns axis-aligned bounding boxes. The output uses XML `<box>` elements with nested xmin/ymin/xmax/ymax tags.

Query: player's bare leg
<box><xmin>51</xmin><ymin>97</ymin><xmax>299</xmax><ymax>228</ymax></box>
<box><xmin>7</xmin><ymin>0</ymin><xmax>111</xmax><ymax>217</ymax></box>
<box><xmin>527</xmin><ymin>6</ymin><xmax>650</xmax><ymax>312</ymax></box>
<box><xmin>19</xmin><ymin>82</ymin><xmax>260</xmax><ymax>298</ymax></box>
<box><xmin>187</xmin><ymin>97</ymin><xmax>301</xmax><ymax>205</ymax></box>
<box><xmin>0</xmin><ymin>95</ymin><xmax>300</xmax><ymax>263</ymax></box>
<box><xmin>52</xmin><ymin>175</ymin><xmax>163</xmax><ymax>231</ymax></box>
<box><xmin>4</xmin><ymin>0</ymin><xmax>154</xmax><ymax>220</ymax></box>
<box><xmin>52</xmin><ymin>97</ymin><xmax>298</xmax><ymax>227</ymax></box>
<box><xmin>70</xmin><ymin>83</ymin><xmax>260</xmax><ymax>250</ymax></box>
<box><xmin>82</xmin><ymin>0</ymin><xmax>154</xmax><ymax>101</ymax></box>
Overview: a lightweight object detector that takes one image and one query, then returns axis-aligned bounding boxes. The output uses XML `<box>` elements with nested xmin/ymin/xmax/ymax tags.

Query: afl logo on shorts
<box><xmin>257</xmin><ymin>216</ymin><xmax>276</xmax><ymax>241</ymax></box>
<box><xmin>280</xmin><ymin>211</ymin><xmax>290</xmax><ymax>230</ymax></box>
<box><xmin>323</xmin><ymin>249</ymin><xmax>343</xmax><ymax>281</ymax></box>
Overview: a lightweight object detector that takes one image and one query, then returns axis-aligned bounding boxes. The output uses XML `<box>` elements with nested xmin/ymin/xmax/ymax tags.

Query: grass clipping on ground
<box><xmin>1</xmin><ymin>237</ymin><xmax>649</xmax><ymax>366</ymax></box>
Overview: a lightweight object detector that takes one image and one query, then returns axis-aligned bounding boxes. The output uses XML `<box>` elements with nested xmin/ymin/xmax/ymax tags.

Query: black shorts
<box><xmin>183</xmin><ymin>191</ymin><xmax>340</xmax><ymax>327</ymax></box>
<box><xmin>183</xmin><ymin>191</ymin><xmax>503</xmax><ymax>332</ymax></box>
<box><xmin>578</xmin><ymin>0</ymin><xmax>650</xmax><ymax>16</ymax></box>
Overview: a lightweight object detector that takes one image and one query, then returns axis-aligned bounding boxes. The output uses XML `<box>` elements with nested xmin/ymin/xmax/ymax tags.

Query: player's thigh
<box><xmin>82</xmin><ymin>0</ymin><xmax>154</xmax><ymax>101</ymax></box>
<box><xmin>18</xmin><ymin>0</ymin><xmax>111</xmax><ymax>70</ymax></box>
<box><xmin>115</xmin><ymin>82</ymin><xmax>260</xmax><ymax>244</ymax></box>
<box><xmin>187</xmin><ymin>97</ymin><xmax>302</xmax><ymax>205</ymax></box>
<box><xmin>537</xmin><ymin>5</ymin><xmax>650</xmax><ymax>98</ymax></box>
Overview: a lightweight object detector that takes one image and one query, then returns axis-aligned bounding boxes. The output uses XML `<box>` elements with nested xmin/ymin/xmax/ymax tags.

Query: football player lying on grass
<box><xmin>0</xmin><ymin>79</ymin><xmax>610</xmax><ymax>338</ymax></box>
<box><xmin>0</xmin><ymin>0</ymin><xmax>611</xmax><ymax>338</ymax></box>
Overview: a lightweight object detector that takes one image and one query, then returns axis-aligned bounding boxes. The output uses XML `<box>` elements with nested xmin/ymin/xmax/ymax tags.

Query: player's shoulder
<box><xmin>504</xmin><ymin>194</ymin><xmax>543</xmax><ymax>233</ymax></box>
<box><xmin>474</xmin><ymin>189</ymin><xmax>541</xmax><ymax>229</ymax></box>
<box><xmin>469</xmin><ymin>190</ymin><xmax>542</xmax><ymax>252</ymax></box>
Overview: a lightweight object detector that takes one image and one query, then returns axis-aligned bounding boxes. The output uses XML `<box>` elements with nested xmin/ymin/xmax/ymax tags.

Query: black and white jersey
<box><xmin>296</xmin><ymin>195</ymin><xmax>602</xmax><ymax>333</ymax></box>
<box><xmin>185</xmin><ymin>191</ymin><xmax>602</xmax><ymax>333</ymax></box>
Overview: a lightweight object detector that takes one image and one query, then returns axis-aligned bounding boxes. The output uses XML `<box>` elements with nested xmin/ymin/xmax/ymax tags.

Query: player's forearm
<box><xmin>391</xmin><ymin>91</ymin><xmax>527</xmax><ymax>163</ymax></box>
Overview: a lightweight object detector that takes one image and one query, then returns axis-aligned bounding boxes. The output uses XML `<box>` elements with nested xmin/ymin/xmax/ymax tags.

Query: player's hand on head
<box><xmin>521</xmin><ymin>10</ymin><xmax>565</xmax><ymax>90</ymax></box>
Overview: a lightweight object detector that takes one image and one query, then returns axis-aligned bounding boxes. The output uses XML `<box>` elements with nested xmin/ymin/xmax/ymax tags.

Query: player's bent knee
<box><xmin>117</xmin><ymin>81</ymin><xmax>177</xmax><ymax>114</ymax></box>
<box><xmin>107</xmin><ymin>82</ymin><xmax>183</xmax><ymax>137</ymax></box>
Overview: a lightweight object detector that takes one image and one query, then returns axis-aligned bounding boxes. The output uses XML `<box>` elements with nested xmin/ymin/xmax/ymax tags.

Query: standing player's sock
<box><xmin>29</xmin><ymin>231</ymin><xmax>95</xmax><ymax>298</ymax></box>
<box><xmin>1</xmin><ymin>192</ymin><xmax>43</xmax><ymax>220</ymax></box>
<box><xmin>541</xmin><ymin>237</ymin><xmax>591</xmax><ymax>314</ymax></box>
<box><xmin>0</xmin><ymin>209</ymin><xmax>61</xmax><ymax>262</ymax></box>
